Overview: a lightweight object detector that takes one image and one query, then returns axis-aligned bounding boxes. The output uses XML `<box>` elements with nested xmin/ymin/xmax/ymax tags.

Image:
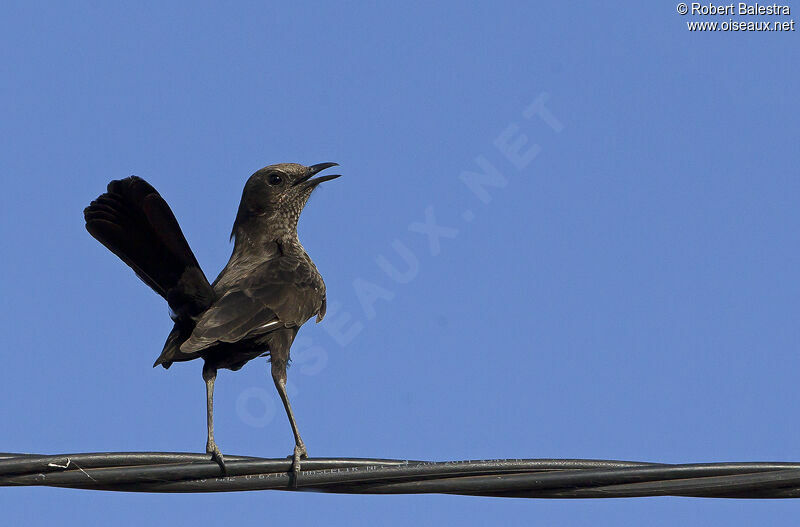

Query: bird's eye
<box><xmin>268</xmin><ymin>173</ymin><xmax>283</xmax><ymax>186</ymax></box>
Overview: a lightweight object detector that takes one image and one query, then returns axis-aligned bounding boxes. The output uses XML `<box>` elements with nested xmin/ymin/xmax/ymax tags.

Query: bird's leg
<box><xmin>203</xmin><ymin>362</ymin><xmax>226</xmax><ymax>474</ymax></box>
<box><xmin>271</xmin><ymin>358</ymin><xmax>307</xmax><ymax>486</ymax></box>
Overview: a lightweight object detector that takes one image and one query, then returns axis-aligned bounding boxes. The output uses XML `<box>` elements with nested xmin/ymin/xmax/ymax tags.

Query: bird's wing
<box><xmin>179</xmin><ymin>255</ymin><xmax>323</xmax><ymax>354</ymax></box>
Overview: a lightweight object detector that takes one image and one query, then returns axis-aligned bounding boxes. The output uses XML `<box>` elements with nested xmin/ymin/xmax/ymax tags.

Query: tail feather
<box><xmin>84</xmin><ymin>176</ymin><xmax>215</xmax><ymax>319</ymax></box>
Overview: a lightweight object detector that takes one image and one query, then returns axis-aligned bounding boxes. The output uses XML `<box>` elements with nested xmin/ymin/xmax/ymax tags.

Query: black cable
<box><xmin>2</xmin><ymin>452</ymin><xmax>800</xmax><ymax>498</ymax></box>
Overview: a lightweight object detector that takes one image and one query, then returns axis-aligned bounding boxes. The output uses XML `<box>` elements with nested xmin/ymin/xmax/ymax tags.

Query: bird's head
<box><xmin>232</xmin><ymin>162</ymin><xmax>341</xmax><ymax>241</ymax></box>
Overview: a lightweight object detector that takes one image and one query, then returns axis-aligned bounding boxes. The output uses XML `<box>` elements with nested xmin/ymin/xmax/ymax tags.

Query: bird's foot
<box><xmin>287</xmin><ymin>443</ymin><xmax>308</xmax><ymax>488</ymax></box>
<box><xmin>207</xmin><ymin>441</ymin><xmax>227</xmax><ymax>475</ymax></box>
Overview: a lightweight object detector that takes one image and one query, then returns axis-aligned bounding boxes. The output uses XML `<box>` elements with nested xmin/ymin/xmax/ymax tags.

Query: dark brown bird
<box><xmin>83</xmin><ymin>162</ymin><xmax>341</xmax><ymax>478</ymax></box>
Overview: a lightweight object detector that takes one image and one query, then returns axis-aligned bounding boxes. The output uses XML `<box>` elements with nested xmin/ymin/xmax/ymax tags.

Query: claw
<box><xmin>207</xmin><ymin>442</ymin><xmax>227</xmax><ymax>475</ymax></box>
<box><xmin>288</xmin><ymin>443</ymin><xmax>308</xmax><ymax>488</ymax></box>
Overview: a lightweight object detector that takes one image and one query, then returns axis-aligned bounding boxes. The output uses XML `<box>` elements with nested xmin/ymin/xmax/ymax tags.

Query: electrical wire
<box><xmin>2</xmin><ymin>452</ymin><xmax>800</xmax><ymax>498</ymax></box>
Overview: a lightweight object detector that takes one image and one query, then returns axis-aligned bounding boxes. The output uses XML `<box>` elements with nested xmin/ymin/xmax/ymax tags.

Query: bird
<box><xmin>83</xmin><ymin>162</ymin><xmax>341</xmax><ymax>479</ymax></box>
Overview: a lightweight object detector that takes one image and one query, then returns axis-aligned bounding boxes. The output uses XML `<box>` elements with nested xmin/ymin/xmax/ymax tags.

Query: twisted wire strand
<box><xmin>3</xmin><ymin>452</ymin><xmax>800</xmax><ymax>498</ymax></box>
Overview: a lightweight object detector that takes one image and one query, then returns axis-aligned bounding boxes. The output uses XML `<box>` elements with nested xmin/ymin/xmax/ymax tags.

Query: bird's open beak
<box><xmin>295</xmin><ymin>162</ymin><xmax>342</xmax><ymax>188</ymax></box>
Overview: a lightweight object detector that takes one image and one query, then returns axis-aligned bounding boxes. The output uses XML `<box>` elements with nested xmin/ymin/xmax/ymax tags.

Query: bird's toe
<box><xmin>288</xmin><ymin>444</ymin><xmax>307</xmax><ymax>488</ymax></box>
<box><xmin>207</xmin><ymin>442</ymin><xmax>227</xmax><ymax>475</ymax></box>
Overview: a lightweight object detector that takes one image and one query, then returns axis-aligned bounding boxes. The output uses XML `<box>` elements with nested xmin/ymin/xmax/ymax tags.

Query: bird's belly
<box><xmin>201</xmin><ymin>341</ymin><xmax>269</xmax><ymax>371</ymax></box>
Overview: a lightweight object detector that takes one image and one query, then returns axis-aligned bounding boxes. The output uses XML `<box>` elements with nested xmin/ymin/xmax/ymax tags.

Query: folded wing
<box><xmin>179</xmin><ymin>255</ymin><xmax>326</xmax><ymax>354</ymax></box>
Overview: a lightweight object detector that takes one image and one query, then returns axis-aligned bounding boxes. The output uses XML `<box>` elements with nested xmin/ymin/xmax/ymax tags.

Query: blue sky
<box><xmin>2</xmin><ymin>1</ymin><xmax>799</xmax><ymax>525</ymax></box>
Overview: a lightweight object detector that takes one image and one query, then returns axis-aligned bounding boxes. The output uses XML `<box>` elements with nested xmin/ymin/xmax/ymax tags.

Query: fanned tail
<box><xmin>84</xmin><ymin>176</ymin><xmax>215</xmax><ymax>321</ymax></box>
